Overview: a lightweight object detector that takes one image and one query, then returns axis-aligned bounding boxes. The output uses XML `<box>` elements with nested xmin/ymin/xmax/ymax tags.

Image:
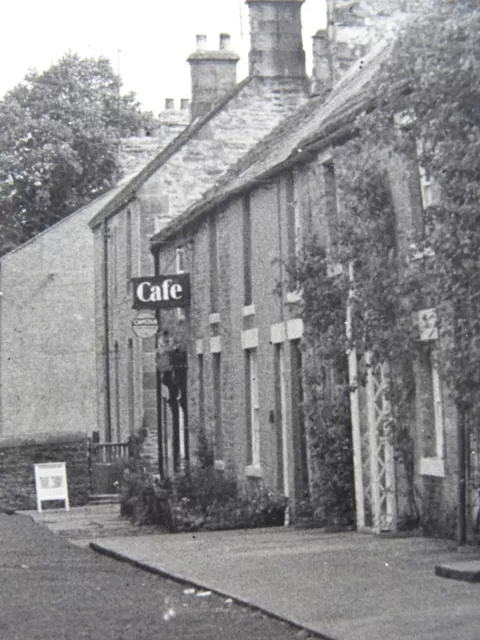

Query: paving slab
<box><xmin>435</xmin><ymin>560</ymin><xmax>480</xmax><ymax>582</ymax></box>
<box><xmin>22</xmin><ymin>504</ymin><xmax>161</xmax><ymax>547</ymax></box>
<box><xmin>91</xmin><ymin>529</ymin><xmax>480</xmax><ymax>640</ymax></box>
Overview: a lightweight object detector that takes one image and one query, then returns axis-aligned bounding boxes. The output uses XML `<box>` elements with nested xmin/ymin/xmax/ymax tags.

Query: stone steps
<box><xmin>88</xmin><ymin>494</ymin><xmax>120</xmax><ymax>506</ymax></box>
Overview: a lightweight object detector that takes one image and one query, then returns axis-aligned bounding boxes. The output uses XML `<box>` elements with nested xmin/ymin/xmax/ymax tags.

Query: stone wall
<box><xmin>0</xmin><ymin>432</ymin><xmax>90</xmax><ymax>510</ymax></box>
<box><xmin>152</xmin><ymin>135</ymin><xmax>463</xmax><ymax>535</ymax></box>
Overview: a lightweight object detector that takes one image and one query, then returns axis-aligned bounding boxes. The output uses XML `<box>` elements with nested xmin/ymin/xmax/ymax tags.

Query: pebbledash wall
<box><xmin>88</xmin><ymin>0</ymin><xmax>310</xmax><ymax>470</ymax></box>
<box><xmin>151</xmin><ymin>6</ymin><xmax>462</xmax><ymax>533</ymax></box>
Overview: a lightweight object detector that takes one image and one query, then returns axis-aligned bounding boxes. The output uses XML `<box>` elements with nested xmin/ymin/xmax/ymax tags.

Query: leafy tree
<box><xmin>0</xmin><ymin>52</ymin><xmax>158</xmax><ymax>253</ymax></box>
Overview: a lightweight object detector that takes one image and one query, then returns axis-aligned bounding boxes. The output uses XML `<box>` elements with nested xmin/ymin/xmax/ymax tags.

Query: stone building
<box><xmin>148</xmin><ymin>1</ymin><xmax>463</xmax><ymax>536</ymax></box>
<box><xmin>0</xmin><ymin>108</ymin><xmax>189</xmax><ymax>506</ymax></box>
<box><xmin>149</xmin><ymin>40</ymin><xmax>394</xmax><ymax>517</ymax></box>
<box><xmin>0</xmin><ymin>110</ymin><xmax>187</xmax><ymax>441</ymax></box>
<box><xmin>88</xmin><ymin>0</ymin><xmax>311</xmax><ymax>470</ymax></box>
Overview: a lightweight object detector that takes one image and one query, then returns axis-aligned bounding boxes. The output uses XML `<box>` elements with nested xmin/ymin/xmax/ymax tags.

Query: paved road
<box><xmin>0</xmin><ymin>514</ymin><xmax>314</xmax><ymax>640</ymax></box>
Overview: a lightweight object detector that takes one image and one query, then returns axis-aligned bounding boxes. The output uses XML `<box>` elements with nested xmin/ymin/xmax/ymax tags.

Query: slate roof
<box><xmin>150</xmin><ymin>40</ymin><xmax>393</xmax><ymax>248</ymax></box>
<box><xmin>88</xmin><ymin>78</ymin><xmax>252</xmax><ymax>230</ymax></box>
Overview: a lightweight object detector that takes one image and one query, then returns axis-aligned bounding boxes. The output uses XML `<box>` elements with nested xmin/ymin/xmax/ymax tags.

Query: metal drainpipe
<box><xmin>103</xmin><ymin>222</ymin><xmax>113</xmax><ymax>443</ymax></box>
<box><xmin>458</xmin><ymin>403</ymin><xmax>467</xmax><ymax>545</ymax></box>
<box><xmin>153</xmin><ymin>248</ymin><xmax>164</xmax><ymax>479</ymax></box>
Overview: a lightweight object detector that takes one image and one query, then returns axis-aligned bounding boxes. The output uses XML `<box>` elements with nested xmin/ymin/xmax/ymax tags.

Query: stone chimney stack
<box><xmin>187</xmin><ymin>34</ymin><xmax>240</xmax><ymax>120</ymax></box>
<box><xmin>246</xmin><ymin>0</ymin><xmax>306</xmax><ymax>78</ymax></box>
<box><xmin>311</xmin><ymin>29</ymin><xmax>333</xmax><ymax>97</ymax></box>
<box><xmin>326</xmin><ymin>0</ymin><xmax>412</xmax><ymax>83</ymax></box>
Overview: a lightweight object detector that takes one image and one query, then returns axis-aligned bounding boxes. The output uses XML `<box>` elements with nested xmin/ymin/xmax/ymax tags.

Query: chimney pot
<box><xmin>165</xmin><ymin>98</ymin><xmax>175</xmax><ymax>110</ymax></box>
<box><xmin>219</xmin><ymin>33</ymin><xmax>231</xmax><ymax>50</ymax></box>
<box><xmin>311</xmin><ymin>29</ymin><xmax>333</xmax><ymax>97</ymax></box>
<box><xmin>196</xmin><ymin>34</ymin><xmax>207</xmax><ymax>51</ymax></box>
<box><xmin>180</xmin><ymin>98</ymin><xmax>190</xmax><ymax>110</ymax></box>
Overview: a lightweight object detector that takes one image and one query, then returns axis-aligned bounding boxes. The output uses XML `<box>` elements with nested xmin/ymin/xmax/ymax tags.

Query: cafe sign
<box><xmin>132</xmin><ymin>274</ymin><xmax>190</xmax><ymax>310</ymax></box>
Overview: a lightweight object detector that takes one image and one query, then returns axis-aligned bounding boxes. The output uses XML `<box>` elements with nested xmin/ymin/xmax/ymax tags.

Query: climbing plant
<box><xmin>354</xmin><ymin>0</ymin><xmax>480</xmax><ymax>420</ymax></box>
<box><xmin>295</xmin><ymin>0</ymin><xmax>480</xmax><ymax>529</ymax></box>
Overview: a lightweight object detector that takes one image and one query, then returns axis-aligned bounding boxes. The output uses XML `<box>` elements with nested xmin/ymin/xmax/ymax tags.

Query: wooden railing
<box><xmin>91</xmin><ymin>442</ymin><xmax>131</xmax><ymax>463</ymax></box>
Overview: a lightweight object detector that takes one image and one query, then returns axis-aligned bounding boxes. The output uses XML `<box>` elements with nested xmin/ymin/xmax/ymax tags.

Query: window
<box><xmin>417</xmin><ymin>345</ymin><xmax>444</xmax><ymax>477</ymax></box>
<box><xmin>323</xmin><ymin>160</ymin><xmax>339</xmax><ymax>246</ymax></box>
<box><xmin>286</xmin><ymin>171</ymin><xmax>301</xmax><ymax>291</ymax></box>
<box><xmin>213</xmin><ymin>353</ymin><xmax>223</xmax><ymax>459</ymax></box>
<box><xmin>114</xmin><ymin>341</ymin><xmax>121</xmax><ymax>443</ymax></box>
<box><xmin>416</xmin><ymin>139</ymin><xmax>435</xmax><ymax>211</ymax></box>
<box><xmin>419</xmin><ymin>164</ymin><xmax>433</xmax><ymax>210</ymax></box>
<box><xmin>209</xmin><ymin>217</ymin><xmax>219</xmax><ymax>314</ymax></box>
<box><xmin>127</xmin><ymin>339</ymin><xmax>134</xmax><ymax>436</ymax></box>
<box><xmin>198</xmin><ymin>354</ymin><xmax>205</xmax><ymax>432</ymax></box>
<box><xmin>413</xmin><ymin>138</ymin><xmax>439</xmax><ymax>248</ymax></box>
<box><xmin>111</xmin><ymin>225</ymin><xmax>118</xmax><ymax>298</ymax></box>
<box><xmin>176</xmin><ymin>246</ymin><xmax>186</xmax><ymax>274</ymax></box>
<box><xmin>245</xmin><ymin>348</ymin><xmax>260</xmax><ymax>467</ymax></box>
<box><xmin>291</xmin><ymin>339</ymin><xmax>308</xmax><ymax>496</ymax></box>
<box><xmin>126</xmin><ymin>209</ymin><xmax>133</xmax><ymax>291</ymax></box>
<box><xmin>243</xmin><ymin>194</ymin><xmax>253</xmax><ymax>306</ymax></box>
<box><xmin>176</xmin><ymin>247</ymin><xmax>186</xmax><ymax>321</ymax></box>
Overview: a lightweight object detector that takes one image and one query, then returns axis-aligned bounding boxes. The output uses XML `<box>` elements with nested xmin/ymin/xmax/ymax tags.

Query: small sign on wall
<box><xmin>34</xmin><ymin>462</ymin><xmax>70</xmax><ymax>512</ymax></box>
<box><xmin>414</xmin><ymin>308</ymin><xmax>438</xmax><ymax>341</ymax></box>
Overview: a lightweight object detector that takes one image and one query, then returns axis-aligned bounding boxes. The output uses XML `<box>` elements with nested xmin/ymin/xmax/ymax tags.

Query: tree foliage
<box><xmin>0</xmin><ymin>52</ymin><xmax>158</xmax><ymax>253</ymax></box>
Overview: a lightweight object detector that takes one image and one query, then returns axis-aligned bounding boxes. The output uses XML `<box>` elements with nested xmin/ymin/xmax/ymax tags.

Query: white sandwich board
<box><xmin>34</xmin><ymin>462</ymin><xmax>70</xmax><ymax>512</ymax></box>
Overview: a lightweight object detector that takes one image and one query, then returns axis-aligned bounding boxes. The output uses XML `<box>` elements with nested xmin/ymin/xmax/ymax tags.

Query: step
<box><xmin>435</xmin><ymin>560</ymin><xmax>480</xmax><ymax>582</ymax></box>
<box><xmin>88</xmin><ymin>494</ymin><xmax>120</xmax><ymax>505</ymax></box>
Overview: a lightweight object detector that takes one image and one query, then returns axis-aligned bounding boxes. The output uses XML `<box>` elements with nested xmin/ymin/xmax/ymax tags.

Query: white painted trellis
<box><xmin>346</xmin><ymin>263</ymin><xmax>397</xmax><ymax>534</ymax></box>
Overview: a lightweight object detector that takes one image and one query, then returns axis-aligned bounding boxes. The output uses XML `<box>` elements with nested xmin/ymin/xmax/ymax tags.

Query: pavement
<box><xmin>21</xmin><ymin>504</ymin><xmax>480</xmax><ymax>640</ymax></box>
<box><xmin>23</xmin><ymin>502</ymin><xmax>162</xmax><ymax>547</ymax></box>
<box><xmin>2</xmin><ymin>512</ymin><xmax>302</xmax><ymax>640</ymax></box>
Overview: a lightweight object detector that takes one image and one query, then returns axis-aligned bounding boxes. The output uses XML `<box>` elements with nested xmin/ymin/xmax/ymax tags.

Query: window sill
<box><xmin>242</xmin><ymin>304</ymin><xmax>256</xmax><ymax>317</ymax></box>
<box><xmin>209</xmin><ymin>313</ymin><xmax>220</xmax><ymax>325</ymax></box>
<box><xmin>409</xmin><ymin>247</ymin><xmax>435</xmax><ymax>262</ymax></box>
<box><xmin>286</xmin><ymin>291</ymin><xmax>302</xmax><ymax>304</ymax></box>
<box><xmin>210</xmin><ymin>336</ymin><xmax>222</xmax><ymax>353</ymax></box>
<box><xmin>245</xmin><ymin>465</ymin><xmax>263</xmax><ymax>478</ymax></box>
<box><xmin>214</xmin><ymin>460</ymin><xmax>225</xmax><ymax>472</ymax></box>
<box><xmin>241</xmin><ymin>328</ymin><xmax>259</xmax><ymax>350</ymax></box>
<box><xmin>327</xmin><ymin>262</ymin><xmax>343</xmax><ymax>278</ymax></box>
<box><xmin>419</xmin><ymin>457</ymin><xmax>445</xmax><ymax>478</ymax></box>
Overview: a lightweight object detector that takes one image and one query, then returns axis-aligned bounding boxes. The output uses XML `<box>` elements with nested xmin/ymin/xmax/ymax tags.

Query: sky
<box><xmin>0</xmin><ymin>0</ymin><xmax>326</xmax><ymax>115</ymax></box>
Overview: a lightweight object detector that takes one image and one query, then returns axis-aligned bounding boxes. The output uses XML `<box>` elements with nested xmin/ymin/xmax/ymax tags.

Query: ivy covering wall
<box><xmin>294</xmin><ymin>0</ymin><xmax>480</xmax><ymax>537</ymax></box>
